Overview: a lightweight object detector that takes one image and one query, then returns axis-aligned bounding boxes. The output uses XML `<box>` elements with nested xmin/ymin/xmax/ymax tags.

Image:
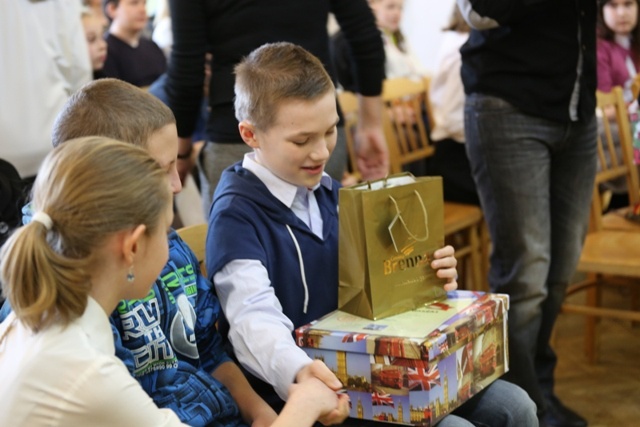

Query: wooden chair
<box><xmin>337</xmin><ymin>90</ymin><xmax>360</xmax><ymax>181</ymax></box>
<box><xmin>595</xmin><ymin>86</ymin><xmax>640</xmax><ymax>232</ymax></box>
<box><xmin>562</xmin><ymin>87</ymin><xmax>640</xmax><ymax>363</ymax></box>
<box><xmin>631</xmin><ymin>73</ymin><xmax>640</xmax><ymax>100</ymax></box>
<box><xmin>176</xmin><ymin>223</ymin><xmax>208</xmax><ymax>276</ymax></box>
<box><xmin>381</xmin><ymin>77</ymin><xmax>435</xmax><ymax>174</ymax></box>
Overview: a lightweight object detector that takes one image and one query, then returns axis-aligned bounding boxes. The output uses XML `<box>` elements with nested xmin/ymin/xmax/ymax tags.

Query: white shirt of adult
<box><xmin>214</xmin><ymin>152</ymin><xmax>331</xmax><ymax>400</ymax></box>
<box><xmin>429</xmin><ymin>31</ymin><xmax>469</xmax><ymax>143</ymax></box>
<box><xmin>0</xmin><ymin>297</ymin><xmax>187</xmax><ymax>427</ymax></box>
<box><xmin>0</xmin><ymin>0</ymin><xmax>92</xmax><ymax>177</ymax></box>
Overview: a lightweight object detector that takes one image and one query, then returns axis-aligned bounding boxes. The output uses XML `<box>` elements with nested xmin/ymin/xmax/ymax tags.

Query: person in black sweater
<box><xmin>165</xmin><ymin>0</ymin><xmax>389</xmax><ymax>214</ymax></box>
<box><xmin>102</xmin><ymin>0</ymin><xmax>166</xmax><ymax>87</ymax></box>
<box><xmin>459</xmin><ymin>1</ymin><xmax>596</xmax><ymax>426</ymax></box>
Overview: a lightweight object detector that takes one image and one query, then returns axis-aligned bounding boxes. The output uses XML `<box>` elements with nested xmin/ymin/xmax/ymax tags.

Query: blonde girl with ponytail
<box><xmin>0</xmin><ymin>137</ymin><xmax>185</xmax><ymax>426</ymax></box>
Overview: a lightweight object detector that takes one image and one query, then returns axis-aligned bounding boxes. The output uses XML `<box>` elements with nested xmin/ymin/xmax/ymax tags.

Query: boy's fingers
<box><xmin>302</xmin><ymin>361</ymin><xmax>342</xmax><ymax>390</ymax></box>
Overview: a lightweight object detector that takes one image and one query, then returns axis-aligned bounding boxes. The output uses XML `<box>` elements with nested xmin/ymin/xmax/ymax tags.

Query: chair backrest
<box><xmin>176</xmin><ymin>223</ymin><xmax>208</xmax><ymax>276</ymax></box>
<box><xmin>592</xmin><ymin>87</ymin><xmax>640</xmax><ymax>230</ymax></box>
<box><xmin>337</xmin><ymin>90</ymin><xmax>360</xmax><ymax>176</ymax></box>
<box><xmin>422</xmin><ymin>75</ymin><xmax>436</xmax><ymax>132</ymax></box>
<box><xmin>631</xmin><ymin>73</ymin><xmax>640</xmax><ymax>100</ymax></box>
<box><xmin>381</xmin><ymin>77</ymin><xmax>435</xmax><ymax>174</ymax></box>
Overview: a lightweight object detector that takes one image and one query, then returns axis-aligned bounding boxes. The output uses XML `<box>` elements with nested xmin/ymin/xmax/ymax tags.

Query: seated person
<box><xmin>81</xmin><ymin>6</ymin><xmax>108</xmax><ymax>79</ymax></box>
<box><xmin>597</xmin><ymin>0</ymin><xmax>640</xmax><ymax>102</ymax></box>
<box><xmin>208</xmin><ymin>42</ymin><xmax>538</xmax><ymax>427</ymax></box>
<box><xmin>0</xmin><ymin>137</ymin><xmax>185</xmax><ymax>425</ymax></box>
<box><xmin>101</xmin><ymin>0</ymin><xmax>166</xmax><ymax>87</ymax></box>
<box><xmin>596</xmin><ymin>0</ymin><xmax>640</xmax><ymax>209</ymax></box>
<box><xmin>0</xmin><ymin>78</ymin><xmax>348</xmax><ymax>426</ymax></box>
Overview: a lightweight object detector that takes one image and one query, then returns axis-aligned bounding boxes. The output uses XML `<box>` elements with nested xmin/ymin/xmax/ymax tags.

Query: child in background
<box><xmin>102</xmin><ymin>0</ymin><xmax>166</xmax><ymax>87</ymax></box>
<box><xmin>82</xmin><ymin>7</ymin><xmax>108</xmax><ymax>79</ymax></box>
<box><xmin>596</xmin><ymin>0</ymin><xmax>640</xmax><ymax>210</ymax></box>
<box><xmin>1</xmin><ymin>78</ymin><xmax>345</xmax><ymax>427</ymax></box>
<box><xmin>83</xmin><ymin>0</ymin><xmax>108</xmax><ymax>27</ymax></box>
<box><xmin>331</xmin><ymin>0</ymin><xmax>426</xmax><ymax>92</ymax></box>
<box><xmin>597</xmin><ymin>0</ymin><xmax>640</xmax><ymax>103</ymax></box>
<box><xmin>0</xmin><ymin>137</ymin><xmax>184</xmax><ymax>426</ymax></box>
<box><xmin>208</xmin><ymin>42</ymin><xmax>537</xmax><ymax>427</ymax></box>
<box><xmin>368</xmin><ymin>0</ymin><xmax>427</xmax><ymax>80</ymax></box>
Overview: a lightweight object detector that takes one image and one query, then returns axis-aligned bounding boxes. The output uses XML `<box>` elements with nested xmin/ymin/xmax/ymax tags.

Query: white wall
<box><xmin>401</xmin><ymin>0</ymin><xmax>456</xmax><ymax>73</ymax></box>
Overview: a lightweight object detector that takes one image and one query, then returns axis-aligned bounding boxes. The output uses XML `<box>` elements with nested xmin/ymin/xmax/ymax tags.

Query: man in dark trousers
<box><xmin>459</xmin><ymin>1</ymin><xmax>596</xmax><ymax>426</ymax></box>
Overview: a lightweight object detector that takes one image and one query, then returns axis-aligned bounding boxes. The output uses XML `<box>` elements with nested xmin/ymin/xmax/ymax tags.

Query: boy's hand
<box><xmin>431</xmin><ymin>245</ymin><xmax>458</xmax><ymax>291</ymax></box>
<box><xmin>296</xmin><ymin>360</ymin><xmax>342</xmax><ymax>390</ymax></box>
<box><xmin>285</xmin><ymin>378</ymin><xmax>350</xmax><ymax>426</ymax></box>
<box><xmin>177</xmin><ymin>137</ymin><xmax>197</xmax><ymax>184</ymax></box>
<box><xmin>296</xmin><ymin>360</ymin><xmax>348</xmax><ymax>425</ymax></box>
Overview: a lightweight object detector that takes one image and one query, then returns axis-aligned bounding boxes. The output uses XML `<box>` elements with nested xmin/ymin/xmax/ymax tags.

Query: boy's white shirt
<box><xmin>213</xmin><ymin>153</ymin><xmax>331</xmax><ymax>400</ymax></box>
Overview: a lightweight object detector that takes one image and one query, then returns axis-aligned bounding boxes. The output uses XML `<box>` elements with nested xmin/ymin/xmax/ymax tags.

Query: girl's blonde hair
<box><xmin>0</xmin><ymin>137</ymin><xmax>170</xmax><ymax>332</ymax></box>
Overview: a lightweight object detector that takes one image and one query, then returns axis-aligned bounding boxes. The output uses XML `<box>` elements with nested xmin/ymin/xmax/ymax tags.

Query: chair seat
<box><xmin>443</xmin><ymin>202</ymin><xmax>483</xmax><ymax>235</ymax></box>
<box><xmin>578</xmin><ymin>231</ymin><xmax>640</xmax><ymax>277</ymax></box>
<box><xmin>602</xmin><ymin>207</ymin><xmax>640</xmax><ymax>232</ymax></box>
<box><xmin>176</xmin><ymin>223</ymin><xmax>208</xmax><ymax>276</ymax></box>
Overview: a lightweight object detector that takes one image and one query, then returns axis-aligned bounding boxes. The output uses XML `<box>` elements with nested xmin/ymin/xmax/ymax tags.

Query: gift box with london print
<box><xmin>295</xmin><ymin>291</ymin><xmax>508</xmax><ymax>426</ymax></box>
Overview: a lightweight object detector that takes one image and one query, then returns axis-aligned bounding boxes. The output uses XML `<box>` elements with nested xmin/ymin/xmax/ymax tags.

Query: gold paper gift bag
<box><xmin>338</xmin><ymin>173</ymin><xmax>446</xmax><ymax>320</ymax></box>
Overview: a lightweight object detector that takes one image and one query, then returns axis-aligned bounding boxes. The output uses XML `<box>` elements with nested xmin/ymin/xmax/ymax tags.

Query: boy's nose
<box><xmin>170</xmin><ymin>168</ymin><xmax>183</xmax><ymax>194</ymax></box>
<box><xmin>310</xmin><ymin>140</ymin><xmax>331</xmax><ymax>162</ymax></box>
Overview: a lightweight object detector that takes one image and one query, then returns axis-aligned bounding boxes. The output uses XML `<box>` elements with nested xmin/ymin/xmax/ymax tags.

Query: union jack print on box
<box><xmin>295</xmin><ymin>291</ymin><xmax>509</xmax><ymax>426</ymax></box>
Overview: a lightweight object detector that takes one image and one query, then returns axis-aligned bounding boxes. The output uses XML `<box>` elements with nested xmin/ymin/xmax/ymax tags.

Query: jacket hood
<box><xmin>213</xmin><ymin>163</ymin><xmax>307</xmax><ymax>228</ymax></box>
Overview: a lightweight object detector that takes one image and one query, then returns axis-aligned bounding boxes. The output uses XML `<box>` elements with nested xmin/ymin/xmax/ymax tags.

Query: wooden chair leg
<box><xmin>479</xmin><ymin>221</ymin><xmax>490</xmax><ymax>292</ymax></box>
<box><xmin>632</xmin><ymin>286</ymin><xmax>640</xmax><ymax>328</ymax></box>
<box><xmin>585</xmin><ymin>281</ymin><xmax>601</xmax><ymax>363</ymax></box>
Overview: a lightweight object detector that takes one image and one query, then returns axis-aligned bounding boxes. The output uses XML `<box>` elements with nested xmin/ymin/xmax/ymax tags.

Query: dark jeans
<box><xmin>464</xmin><ymin>93</ymin><xmax>597</xmax><ymax>415</ymax></box>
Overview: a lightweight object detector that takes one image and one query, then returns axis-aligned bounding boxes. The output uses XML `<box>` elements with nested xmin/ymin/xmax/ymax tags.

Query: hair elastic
<box><xmin>32</xmin><ymin>212</ymin><xmax>53</xmax><ymax>231</ymax></box>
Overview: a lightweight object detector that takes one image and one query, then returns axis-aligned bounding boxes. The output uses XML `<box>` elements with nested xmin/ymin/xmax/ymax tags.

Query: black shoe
<box><xmin>543</xmin><ymin>395</ymin><xmax>587</xmax><ymax>427</ymax></box>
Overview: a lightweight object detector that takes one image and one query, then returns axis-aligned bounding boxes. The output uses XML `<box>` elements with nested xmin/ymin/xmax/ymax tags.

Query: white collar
<box><xmin>242</xmin><ymin>152</ymin><xmax>332</xmax><ymax>209</ymax></box>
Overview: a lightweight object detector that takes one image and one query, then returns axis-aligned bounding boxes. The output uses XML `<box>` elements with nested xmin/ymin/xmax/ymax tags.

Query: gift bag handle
<box><xmin>388</xmin><ymin>190</ymin><xmax>429</xmax><ymax>253</ymax></box>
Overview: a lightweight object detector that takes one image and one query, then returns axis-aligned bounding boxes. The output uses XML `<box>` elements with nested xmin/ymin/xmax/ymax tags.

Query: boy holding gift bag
<box><xmin>207</xmin><ymin>42</ymin><xmax>537</xmax><ymax>426</ymax></box>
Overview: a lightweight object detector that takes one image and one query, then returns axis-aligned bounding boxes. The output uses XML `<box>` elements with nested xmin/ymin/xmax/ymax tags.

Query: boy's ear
<box><xmin>105</xmin><ymin>2</ymin><xmax>117</xmax><ymax>20</ymax></box>
<box><xmin>238</xmin><ymin>121</ymin><xmax>259</xmax><ymax>149</ymax></box>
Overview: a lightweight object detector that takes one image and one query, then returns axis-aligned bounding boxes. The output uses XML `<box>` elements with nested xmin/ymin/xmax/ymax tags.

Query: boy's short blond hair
<box><xmin>234</xmin><ymin>42</ymin><xmax>335</xmax><ymax>131</ymax></box>
<box><xmin>52</xmin><ymin>78</ymin><xmax>176</xmax><ymax>148</ymax></box>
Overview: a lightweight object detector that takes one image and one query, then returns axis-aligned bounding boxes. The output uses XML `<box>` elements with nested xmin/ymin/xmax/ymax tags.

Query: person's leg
<box><xmin>433</xmin><ymin>415</ymin><xmax>474</xmax><ymax>427</ymax></box>
<box><xmin>197</xmin><ymin>141</ymin><xmax>252</xmax><ymax>215</ymax></box>
<box><xmin>325</xmin><ymin>126</ymin><xmax>348</xmax><ymax>182</ymax></box>
<box><xmin>464</xmin><ymin>93</ymin><xmax>559</xmax><ymax>414</ymax></box>
<box><xmin>536</xmin><ymin>117</ymin><xmax>596</xmax><ymax>401</ymax></box>
<box><xmin>450</xmin><ymin>379</ymin><xmax>538</xmax><ymax>427</ymax></box>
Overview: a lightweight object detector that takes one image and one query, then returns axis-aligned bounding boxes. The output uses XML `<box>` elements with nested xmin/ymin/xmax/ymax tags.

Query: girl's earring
<box><xmin>127</xmin><ymin>266</ymin><xmax>135</xmax><ymax>283</ymax></box>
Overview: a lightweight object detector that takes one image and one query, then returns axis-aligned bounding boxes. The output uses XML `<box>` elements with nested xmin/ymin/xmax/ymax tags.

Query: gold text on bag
<box><xmin>339</xmin><ymin>173</ymin><xmax>447</xmax><ymax>320</ymax></box>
